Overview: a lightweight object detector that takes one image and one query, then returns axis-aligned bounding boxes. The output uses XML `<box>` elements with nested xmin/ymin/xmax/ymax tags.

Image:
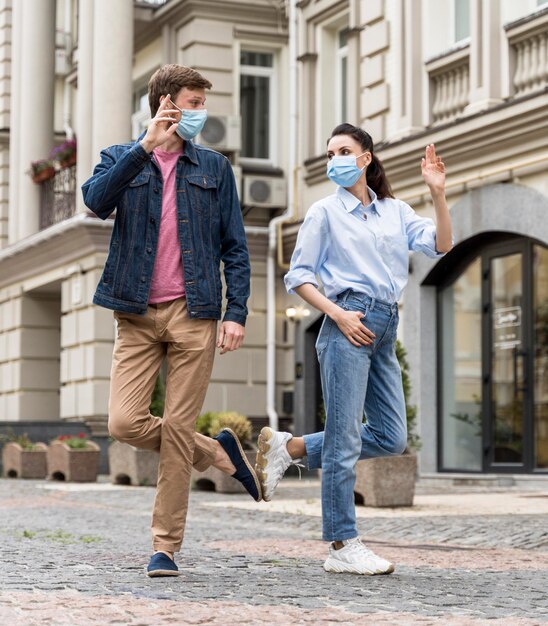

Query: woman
<box><xmin>255</xmin><ymin>123</ymin><xmax>452</xmax><ymax>575</ymax></box>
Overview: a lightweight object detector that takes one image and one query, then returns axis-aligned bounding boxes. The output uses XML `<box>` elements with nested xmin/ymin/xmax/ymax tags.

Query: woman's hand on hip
<box><xmin>332</xmin><ymin>308</ymin><xmax>376</xmax><ymax>347</ymax></box>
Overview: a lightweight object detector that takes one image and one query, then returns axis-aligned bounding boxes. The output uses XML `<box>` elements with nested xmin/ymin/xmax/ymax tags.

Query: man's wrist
<box><xmin>140</xmin><ymin>138</ymin><xmax>155</xmax><ymax>153</ymax></box>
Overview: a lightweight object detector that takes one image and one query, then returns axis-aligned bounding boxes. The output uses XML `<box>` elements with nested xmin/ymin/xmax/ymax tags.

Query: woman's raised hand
<box><xmin>421</xmin><ymin>144</ymin><xmax>446</xmax><ymax>192</ymax></box>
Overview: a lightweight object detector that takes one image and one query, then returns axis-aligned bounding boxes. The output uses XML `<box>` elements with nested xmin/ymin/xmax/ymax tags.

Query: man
<box><xmin>82</xmin><ymin>65</ymin><xmax>260</xmax><ymax>577</ymax></box>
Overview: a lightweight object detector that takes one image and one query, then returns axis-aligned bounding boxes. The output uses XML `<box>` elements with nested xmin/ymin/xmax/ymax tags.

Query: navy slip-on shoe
<box><xmin>146</xmin><ymin>552</ymin><xmax>181</xmax><ymax>577</ymax></box>
<box><xmin>214</xmin><ymin>428</ymin><xmax>262</xmax><ymax>502</ymax></box>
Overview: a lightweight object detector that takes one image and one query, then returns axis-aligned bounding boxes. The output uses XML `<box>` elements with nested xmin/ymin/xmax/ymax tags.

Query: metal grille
<box><xmin>39</xmin><ymin>166</ymin><xmax>76</xmax><ymax>230</ymax></box>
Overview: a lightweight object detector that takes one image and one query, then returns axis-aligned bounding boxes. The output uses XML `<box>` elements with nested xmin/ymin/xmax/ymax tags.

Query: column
<box><xmin>75</xmin><ymin>0</ymin><xmax>94</xmax><ymax>213</ymax></box>
<box><xmin>464</xmin><ymin>0</ymin><xmax>503</xmax><ymax>114</ymax></box>
<box><xmin>9</xmin><ymin>0</ymin><xmax>56</xmax><ymax>242</ymax></box>
<box><xmin>391</xmin><ymin>0</ymin><xmax>423</xmax><ymax>140</ymax></box>
<box><xmin>91</xmin><ymin>0</ymin><xmax>133</xmax><ymax>160</ymax></box>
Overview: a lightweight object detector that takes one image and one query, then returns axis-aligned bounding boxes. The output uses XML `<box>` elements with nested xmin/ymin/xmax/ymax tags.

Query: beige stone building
<box><xmin>0</xmin><ymin>0</ymin><xmax>547</xmax><ymax>478</ymax></box>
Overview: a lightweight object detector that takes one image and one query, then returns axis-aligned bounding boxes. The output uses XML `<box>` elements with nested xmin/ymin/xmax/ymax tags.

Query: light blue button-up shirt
<box><xmin>284</xmin><ymin>186</ymin><xmax>443</xmax><ymax>303</ymax></box>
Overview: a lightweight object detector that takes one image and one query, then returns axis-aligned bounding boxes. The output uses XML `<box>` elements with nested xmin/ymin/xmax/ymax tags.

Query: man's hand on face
<box><xmin>140</xmin><ymin>95</ymin><xmax>180</xmax><ymax>153</ymax></box>
<box><xmin>217</xmin><ymin>321</ymin><xmax>245</xmax><ymax>355</ymax></box>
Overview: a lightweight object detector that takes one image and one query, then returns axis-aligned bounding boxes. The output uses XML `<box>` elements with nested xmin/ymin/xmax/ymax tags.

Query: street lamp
<box><xmin>285</xmin><ymin>305</ymin><xmax>311</xmax><ymax>322</ymax></box>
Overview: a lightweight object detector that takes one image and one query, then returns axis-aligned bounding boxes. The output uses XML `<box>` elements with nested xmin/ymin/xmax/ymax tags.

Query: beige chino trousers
<box><xmin>109</xmin><ymin>298</ymin><xmax>218</xmax><ymax>553</ymax></box>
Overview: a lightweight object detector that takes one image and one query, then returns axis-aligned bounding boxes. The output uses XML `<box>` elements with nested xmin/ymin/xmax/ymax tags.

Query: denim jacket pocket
<box><xmin>186</xmin><ymin>174</ymin><xmax>217</xmax><ymax>190</ymax></box>
<box><xmin>186</xmin><ymin>175</ymin><xmax>218</xmax><ymax>215</ymax></box>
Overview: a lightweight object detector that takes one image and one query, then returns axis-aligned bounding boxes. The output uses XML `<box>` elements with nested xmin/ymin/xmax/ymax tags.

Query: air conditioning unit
<box><xmin>131</xmin><ymin>109</ymin><xmax>150</xmax><ymax>140</ymax></box>
<box><xmin>243</xmin><ymin>175</ymin><xmax>287</xmax><ymax>209</ymax></box>
<box><xmin>231</xmin><ymin>165</ymin><xmax>242</xmax><ymax>201</ymax></box>
<box><xmin>197</xmin><ymin>115</ymin><xmax>241</xmax><ymax>152</ymax></box>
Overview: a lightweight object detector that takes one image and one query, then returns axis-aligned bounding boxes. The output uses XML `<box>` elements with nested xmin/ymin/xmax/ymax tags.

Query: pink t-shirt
<box><xmin>148</xmin><ymin>149</ymin><xmax>186</xmax><ymax>303</ymax></box>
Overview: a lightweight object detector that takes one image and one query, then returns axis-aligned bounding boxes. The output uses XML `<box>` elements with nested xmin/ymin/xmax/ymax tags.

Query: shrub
<box><xmin>197</xmin><ymin>411</ymin><xmax>253</xmax><ymax>447</ymax></box>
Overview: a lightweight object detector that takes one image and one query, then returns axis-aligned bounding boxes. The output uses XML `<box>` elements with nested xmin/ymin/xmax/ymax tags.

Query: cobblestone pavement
<box><xmin>0</xmin><ymin>477</ymin><xmax>547</xmax><ymax>625</ymax></box>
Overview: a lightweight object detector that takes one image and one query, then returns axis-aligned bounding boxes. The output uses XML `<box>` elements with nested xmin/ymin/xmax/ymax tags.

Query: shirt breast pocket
<box><xmin>383</xmin><ymin>234</ymin><xmax>410</xmax><ymax>282</ymax></box>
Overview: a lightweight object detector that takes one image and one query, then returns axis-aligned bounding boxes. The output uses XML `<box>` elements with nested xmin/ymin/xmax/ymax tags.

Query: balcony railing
<box><xmin>506</xmin><ymin>9</ymin><xmax>548</xmax><ymax>97</ymax></box>
<box><xmin>427</xmin><ymin>45</ymin><xmax>470</xmax><ymax>125</ymax></box>
<box><xmin>39</xmin><ymin>166</ymin><xmax>76</xmax><ymax>230</ymax></box>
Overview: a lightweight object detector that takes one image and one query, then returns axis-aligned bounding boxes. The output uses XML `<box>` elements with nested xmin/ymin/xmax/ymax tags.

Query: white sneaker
<box><xmin>255</xmin><ymin>427</ymin><xmax>299</xmax><ymax>501</ymax></box>
<box><xmin>323</xmin><ymin>537</ymin><xmax>395</xmax><ymax>575</ymax></box>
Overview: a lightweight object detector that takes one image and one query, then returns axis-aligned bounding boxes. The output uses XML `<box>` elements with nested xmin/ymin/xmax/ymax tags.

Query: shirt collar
<box><xmin>136</xmin><ymin>133</ymin><xmax>199</xmax><ymax>165</ymax></box>
<box><xmin>337</xmin><ymin>185</ymin><xmax>379</xmax><ymax>213</ymax></box>
<box><xmin>182</xmin><ymin>140</ymin><xmax>199</xmax><ymax>165</ymax></box>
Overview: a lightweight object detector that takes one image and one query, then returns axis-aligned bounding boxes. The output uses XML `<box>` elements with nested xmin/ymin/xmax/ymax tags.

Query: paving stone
<box><xmin>0</xmin><ymin>478</ymin><xmax>547</xmax><ymax>624</ymax></box>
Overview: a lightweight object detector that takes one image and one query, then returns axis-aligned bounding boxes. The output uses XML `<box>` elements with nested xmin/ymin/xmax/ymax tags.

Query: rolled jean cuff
<box><xmin>303</xmin><ymin>434</ymin><xmax>322</xmax><ymax>470</ymax></box>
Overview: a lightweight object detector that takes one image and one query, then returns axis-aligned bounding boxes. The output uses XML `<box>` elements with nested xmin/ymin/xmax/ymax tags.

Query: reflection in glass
<box><xmin>491</xmin><ymin>254</ymin><xmax>523</xmax><ymax>464</ymax></box>
<box><xmin>441</xmin><ymin>257</ymin><xmax>482</xmax><ymax>470</ymax></box>
<box><xmin>533</xmin><ymin>245</ymin><xmax>548</xmax><ymax>468</ymax></box>
<box><xmin>240</xmin><ymin>74</ymin><xmax>270</xmax><ymax>159</ymax></box>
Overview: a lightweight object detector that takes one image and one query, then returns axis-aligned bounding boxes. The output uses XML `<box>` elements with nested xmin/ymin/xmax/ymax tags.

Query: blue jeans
<box><xmin>303</xmin><ymin>290</ymin><xmax>407</xmax><ymax>542</ymax></box>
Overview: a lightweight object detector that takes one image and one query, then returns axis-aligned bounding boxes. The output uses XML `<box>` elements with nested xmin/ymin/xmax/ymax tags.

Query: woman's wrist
<box><xmin>428</xmin><ymin>185</ymin><xmax>446</xmax><ymax>200</ymax></box>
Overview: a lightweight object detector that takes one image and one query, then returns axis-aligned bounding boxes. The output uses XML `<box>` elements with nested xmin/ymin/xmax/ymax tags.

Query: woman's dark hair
<box><xmin>328</xmin><ymin>123</ymin><xmax>394</xmax><ymax>199</ymax></box>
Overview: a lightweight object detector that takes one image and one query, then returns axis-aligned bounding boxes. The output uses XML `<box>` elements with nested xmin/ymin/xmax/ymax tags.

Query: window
<box><xmin>240</xmin><ymin>51</ymin><xmax>275</xmax><ymax>161</ymax></box>
<box><xmin>336</xmin><ymin>28</ymin><xmax>349</xmax><ymax>124</ymax></box>
<box><xmin>454</xmin><ymin>0</ymin><xmax>470</xmax><ymax>42</ymax></box>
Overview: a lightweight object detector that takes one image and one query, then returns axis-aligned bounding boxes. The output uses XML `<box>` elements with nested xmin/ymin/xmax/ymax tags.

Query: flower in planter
<box><xmin>29</xmin><ymin>158</ymin><xmax>56</xmax><ymax>183</ymax></box>
<box><xmin>56</xmin><ymin>433</ymin><xmax>91</xmax><ymax>449</ymax></box>
<box><xmin>50</xmin><ymin>139</ymin><xmax>77</xmax><ymax>168</ymax></box>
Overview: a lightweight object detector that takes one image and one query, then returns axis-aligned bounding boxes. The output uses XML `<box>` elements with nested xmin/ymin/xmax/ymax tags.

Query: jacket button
<box><xmin>141</xmin><ymin>277</ymin><xmax>146</xmax><ymax>282</ymax></box>
<box><xmin>150</xmin><ymin>218</ymin><xmax>155</xmax><ymax>224</ymax></box>
<box><xmin>147</xmin><ymin>248</ymin><xmax>152</xmax><ymax>254</ymax></box>
<box><xmin>153</xmin><ymin>188</ymin><xmax>159</xmax><ymax>193</ymax></box>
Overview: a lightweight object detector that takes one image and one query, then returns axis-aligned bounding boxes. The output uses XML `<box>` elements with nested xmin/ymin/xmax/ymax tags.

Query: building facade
<box><xmin>0</xmin><ymin>0</ymin><xmax>546</xmax><ymax>477</ymax></box>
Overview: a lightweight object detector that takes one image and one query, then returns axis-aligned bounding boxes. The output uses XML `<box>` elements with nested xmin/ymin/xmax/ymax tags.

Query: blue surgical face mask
<box><xmin>172</xmin><ymin>103</ymin><xmax>208</xmax><ymax>140</ymax></box>
<box><xmin>326</xmin><ymin>152</ymin><xmax>368</xmax><ymax>187</ymax></box>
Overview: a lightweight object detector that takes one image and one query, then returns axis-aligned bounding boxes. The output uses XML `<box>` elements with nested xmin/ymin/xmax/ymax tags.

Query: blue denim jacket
<box><xmin>82</xmin><ymin>138</ymin><xmax>250</xmax><ymax>325</ymax></box>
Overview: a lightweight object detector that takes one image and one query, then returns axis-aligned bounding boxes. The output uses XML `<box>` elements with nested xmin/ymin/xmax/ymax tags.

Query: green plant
<box><xmin>56</xmin><ymin>433</ymin><xmax>91</xmax><ymax>449</ymax></box>
<box><xmin>0</xmin><ymin>429</ymin><xmax>37</xmax><ymax>450</ymax></box>
<box><xmin>395</xmin><ymin>340</ymin><xmax>421</xmax><ymax>451</ymax></box>
<box><xmin>150</xmin><ymin>375</ymin><xmax>166</xmax><ymax>417</ymax></box>
<box><xmin>30</xmin><ymin>158</ymin><xmax>55</xmax><ymax>176</ymax></box>
<box><xmin>196</xmin><ymin>411</ymin><xmax>253</xmax><ymax>447</ymax></box>
<box><xmin>195</xmin><ymin>411</ymin><xmax>216</xmax><ymax>435</ymax></box>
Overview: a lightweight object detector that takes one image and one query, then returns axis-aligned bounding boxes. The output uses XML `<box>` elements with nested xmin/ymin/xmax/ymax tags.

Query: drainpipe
<box><xmin>63</xmin><ymin>0</ymin><xmax>74</xmax><ymax>140</ymax></box>
<box><xmin>265</xmin><ymin>0</ymin><xmax>298</xmax><ymax>431</ymax></box>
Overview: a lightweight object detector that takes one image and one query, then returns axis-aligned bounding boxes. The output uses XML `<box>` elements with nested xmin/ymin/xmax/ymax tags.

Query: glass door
<box><xmin>486</xmin><ymin>251</ymin><xmax>526</xmax><ymax>467</ymax></box>
<box><xmin>483</xmin><ymin>242</ymin><xmax>536</xmax><ymax>471</ymax></box>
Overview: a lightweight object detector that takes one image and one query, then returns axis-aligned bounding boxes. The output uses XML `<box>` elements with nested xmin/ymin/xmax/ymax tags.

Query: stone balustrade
<box><xmin>427</xmin><ymin>47</ymin><xmax>470</xmax><ymax>125</ymax></box>
<box><xmin>507</xmin><ymin>11</ymin><xmax>548</xmax><ymax>96</ymax></box>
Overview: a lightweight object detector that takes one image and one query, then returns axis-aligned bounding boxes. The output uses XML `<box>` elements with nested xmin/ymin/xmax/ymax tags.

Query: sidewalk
<box><xmin>0</xmin><ymin>476</ymin><xmax>547</xmax><ymax>625</ymax></box>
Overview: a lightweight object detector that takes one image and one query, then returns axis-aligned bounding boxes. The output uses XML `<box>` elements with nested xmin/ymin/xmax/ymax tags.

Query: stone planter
<box><xmin>192</xmin><ymin>448</ymin><xmax>256</xmax><ymax>495</ymax></box>
<box><xmin>47</xmin><ymin>440</ymin><xmax>101</xmax><ymax>482</ymax></box>
<box><xmin>2</xmin><ymin>442</ymin><xmax>48</xmax><ymax>479</ymax></box>
<box><xmin>354</xmin><ymin>454</ymin><xmax>418</xmax><ymax>507</ymax></box>
<box><xmin>108</xmin><ymin>441</ymin><xmax>159</xmax><ymax>486</ymax></box>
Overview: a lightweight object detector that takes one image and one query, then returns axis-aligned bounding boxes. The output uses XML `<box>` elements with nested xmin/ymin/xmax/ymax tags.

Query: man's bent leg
<box><xmin>151</xmin><ymin>299</ymin><xmax>216</xmax><ymax>554</ymax></box>
<box><xmin>109</xmin><ymin>310</ymin><xmax>166</xmax><ymax>449</ymax></box>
